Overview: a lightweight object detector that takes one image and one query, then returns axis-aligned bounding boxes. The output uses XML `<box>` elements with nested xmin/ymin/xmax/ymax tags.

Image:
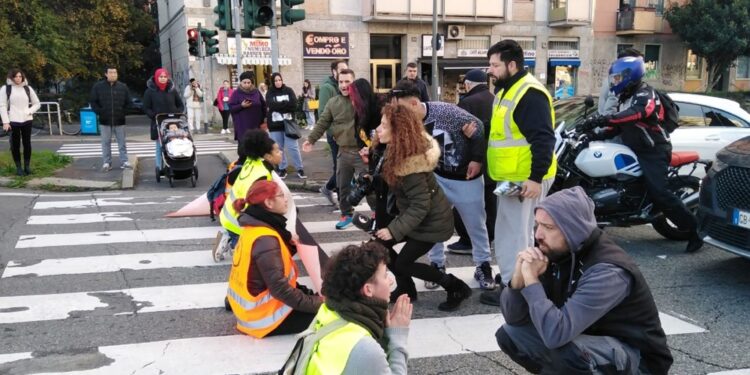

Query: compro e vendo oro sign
<box><xmin>303</xmin><ymin>32</ymin><xmax>350</xmax><ymax>58</ymax></box>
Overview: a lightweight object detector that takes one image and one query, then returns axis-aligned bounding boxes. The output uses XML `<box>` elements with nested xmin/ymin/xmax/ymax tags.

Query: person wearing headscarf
<box><xmin>229</xmin><ymin>71</ymin><xmax>266</xmax><ymax>143</ymax></box>
<box><xmin>143</xmin><ymin>68</ymin><xmax>184</xmax><ymax>173</ymax></box>
<box><xmin>266</xmin><ymin>72</ymin><xmax>304</xmax><ymax>179</ymax></box>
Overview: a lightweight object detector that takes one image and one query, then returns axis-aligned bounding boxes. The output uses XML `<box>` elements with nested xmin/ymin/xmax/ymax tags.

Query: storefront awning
<box><xmin>214</xmin><ymin>54</ymin><xmax>292</xmax><ymax>66</ymax></box>
<box><xmin>549</xmin><ymin>58</ymin><xmax>581</xmax><ymax>67</ymax></box>
<box><xmin>525</xmin><ymin>59</ymin><xmax>536</xmax><ymax>68</ymax></box>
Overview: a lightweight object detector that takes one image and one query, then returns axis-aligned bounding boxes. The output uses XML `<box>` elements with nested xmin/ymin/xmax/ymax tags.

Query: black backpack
<box><xmin>5</xmin><ymin>85</ymin><xmax>31</xmax><ymax>105</ymax></box>
<box><xmin>655</xmin><ymin>90</ymin><xmax>680</xmax><ymax>134</ymax></box>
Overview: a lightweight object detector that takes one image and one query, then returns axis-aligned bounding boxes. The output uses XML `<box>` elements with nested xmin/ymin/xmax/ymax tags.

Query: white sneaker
<box><xmin>102</xmin><ymin>163</ymin><xmax>111</xmax><ymax>172</ymax></box>
<box><xmin>221</xmin><ymin>129</ymin><xmax>227</xmax><ymax>134</ymax></box>
<box><xmin>212</xmin><ymin>231</ymin><xmax>229</xmax><ymax>262</ymax></box>
<box><xmin>226</xmin><ymin>128</ymin><xmax>231</xmax><ymax>134</ymax></box>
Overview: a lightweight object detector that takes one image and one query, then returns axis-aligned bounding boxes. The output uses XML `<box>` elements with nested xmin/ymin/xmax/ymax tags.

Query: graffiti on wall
<box><xmin>591</xmin><ymin>58</ymin><xmax>611</xmax><ymax>89</ymax></box>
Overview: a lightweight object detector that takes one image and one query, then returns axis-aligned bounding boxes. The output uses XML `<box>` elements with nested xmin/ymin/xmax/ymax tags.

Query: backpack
<box><xmin>278</xmin><ymin>318</ymin><xmax>348</xmax><ymax>375</ymax></box>
<box><xmin>207</xmin><ymin>164</ymin><xmax>241</xmax><ymax>221</ymax></box>
<box><xmin>5</xmin><ymin>85</ymin><xmax>32</xmax><ymax>106</ymax></box>
<box><xmin>655</xmin><ymin>90</ymin><xmax>680</xmax><ymax>134</ymax></box>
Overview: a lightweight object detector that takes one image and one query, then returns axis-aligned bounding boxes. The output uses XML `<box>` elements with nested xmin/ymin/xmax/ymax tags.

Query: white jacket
<box><xmin>183</xmin><ymin>85</ymin><xmax>204</xmax><ymax>109</ymax></box>
<box><xmin>0</xmin><ymin>79</ymin><xmax>41</xmax><ymax>125</ymax></box>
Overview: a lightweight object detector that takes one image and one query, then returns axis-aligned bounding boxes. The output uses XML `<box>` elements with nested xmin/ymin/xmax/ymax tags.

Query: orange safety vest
<box><xmin>226</xmin><ymin>225</ymin><xmax>298</xmax><ymax>338</ymax></box>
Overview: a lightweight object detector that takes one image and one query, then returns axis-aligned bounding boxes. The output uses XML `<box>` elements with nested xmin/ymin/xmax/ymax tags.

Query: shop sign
<box><xmin>548</xmin><ymin>50</ymin><xmax>579</xmax><ymax>59</ymax></box>
<box><xmin>227</xmin><ymin>38</ymin><xmax>271</xmax><ymax>56</ymax></box>
<box><xmin>458</xmin><ymin>48</ymin><xmax>488</xmax><ymax>57</ymax></box>
<box><xmin>524</xmin><ymin>50</ymin><xmax>537</xmax><ymax>59</ymax></box>
<box><xmin>422</xmin><ymin>34</ymin><xmax>445</xmax><ymax>57</ymax></box>
<box><xmin>303</xmin><ymin>32</ymin><xmax>349</xmax><ymax>58</ymax></box>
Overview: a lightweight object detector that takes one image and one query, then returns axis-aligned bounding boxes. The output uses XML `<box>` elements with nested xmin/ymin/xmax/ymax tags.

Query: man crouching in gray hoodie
<box><xmin>495</xmin><ymin>186</ymin><xmax>673</xmax><ymax>375</ymax></box>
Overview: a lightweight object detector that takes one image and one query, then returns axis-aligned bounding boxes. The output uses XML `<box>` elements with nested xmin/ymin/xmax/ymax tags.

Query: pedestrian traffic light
<box><xmin>280</xmin><ymin>0</ymin><xmax>305</xmax><ymax>26</ymax></box>
<box><xmin>187</xmin><ymin>28</ymin><xmax>200</xmax><ymax>56</ymax></box>
<box><xmin>201</xmin><ymin>29</ymin><xmax>220</xmax><ymax>56</ymax></box>
<box><xmin>213</xmin><ymin>0</ymin><xmax>233</xmax><ymax>31</ymax></box>
<box><xmin>243</xmin><ymin>0</ymin><xmax>273</xmax><ymax>31</ymax></box>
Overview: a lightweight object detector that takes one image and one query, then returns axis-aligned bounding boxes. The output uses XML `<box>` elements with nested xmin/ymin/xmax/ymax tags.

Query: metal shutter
<box><xmin>304</xmin><ymin>60</ymin><xmax>335</xmax><ymax>89</ymax></box>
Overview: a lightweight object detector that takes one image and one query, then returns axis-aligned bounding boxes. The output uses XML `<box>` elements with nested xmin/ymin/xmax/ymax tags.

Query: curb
<box><xmin>121</xmin><ymin>155</ymin><xmax>138</xmax><ymax>189</ymax></box>
<box><xmin>217</xmin><ymin>151</ymin><xmax>325</xmax><ymax>192</ymax></box>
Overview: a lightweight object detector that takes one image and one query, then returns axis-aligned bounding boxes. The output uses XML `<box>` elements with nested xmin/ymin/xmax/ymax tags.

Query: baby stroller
<box><xmin>156</xmin><ymin>113</ymin><xmax>199</xmax><ymax>187</ymax></box>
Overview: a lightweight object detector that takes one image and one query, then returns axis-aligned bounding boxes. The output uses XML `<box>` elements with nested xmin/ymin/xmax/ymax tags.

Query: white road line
<box><xmin>33</xmin><ymin>198</ymin><xmax>184</xmax><ymax>210</ymax></box>
<box><xmin>2</xmin><ymin>251</ymin><xmax>218</xmax><ymax>278</ymax></box>
<box><xmin>708</xmin><ymin>370</ymin><xmax>750</xmax><ymax>375</ymax></box>
<box><xmin>26</xmin><ymin>212</ymin><xmax>133</xmax><ymax>225</ymax></box>
<box><xmin>0</xmin><ymin>192</ymin><xmax>123</xmax><ymax>198</ymax></box>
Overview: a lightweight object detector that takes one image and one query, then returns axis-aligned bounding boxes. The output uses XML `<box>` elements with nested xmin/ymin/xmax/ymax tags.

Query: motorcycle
<box><xmin>551</xmin><ymin>96</ymin><xmax>710</xmax><ymax>240</ymax></box>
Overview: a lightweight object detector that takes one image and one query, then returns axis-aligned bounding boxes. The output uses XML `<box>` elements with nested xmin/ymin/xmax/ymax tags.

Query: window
<box><xmin>686</xmin><ymin>50</ymin><xmax>703</xmax><ymax>80</ymax></box>
<box><xmin>644</xmin><ymin>45</ymin><xmax>661</xmax><ymax>80</ymax></box>
<box><xmin>675</xmin><ymin>102</ymin><xmax>705</xmax><ymax>127</ymax></box>
<box><xmin>702</xmin><ymin>107</ymin><xmax>747</xmax><ymax>127</ymax></box>
<box><xmin>616</xmin><ymin>44</ymin><xmax>634</xmax><ymax>58</ymax></box>
<box><xmin>552</xmin><ymin>0</ymin><xmax>567</xmax><ymax>8</ymax></box>
<box><xmin>737</xmin><ymin>56</ymin><xmax>750</xmax><ymax>79</ymax></box>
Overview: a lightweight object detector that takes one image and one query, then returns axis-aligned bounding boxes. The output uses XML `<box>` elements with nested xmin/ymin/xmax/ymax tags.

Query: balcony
<box><xmin>363</xmin><ymin>0</ymin><xmax>505</xmax><ymax>24</ymax></box>
<box><xmin>616</xmin><ymin>7</ymin><xmax>657</xmax><ymax>35</ymax></box>
<box><xmin>549</xmin><ymin>0</ymin><xmax>592</xmax><ymax>27</ymax></box>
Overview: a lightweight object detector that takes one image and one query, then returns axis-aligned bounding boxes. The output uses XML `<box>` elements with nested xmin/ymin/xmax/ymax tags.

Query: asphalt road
<box><xmin>0</xmin><ymin>187</ymin><xmax>748</xmax><ymax>374</ymax></box>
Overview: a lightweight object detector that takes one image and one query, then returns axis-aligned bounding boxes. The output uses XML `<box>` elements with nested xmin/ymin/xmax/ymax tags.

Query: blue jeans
<box><xmin>304</xmin><ymin>111</ymin><xmax>315</xmax><ymax>127</ymax></box>
<box><xmin>100</xmin><ymin>125</ymin><xmax>128</xmax><ymax>165</ymax></box>
<box><xmin>269</xmin><ymin>131</ymin><xmax>303</xmax><ymax>170</ymax></box>
<box><xmin>428</xmin><ymin>175</ymin><xmax>491</xmax><ymax>267</ymax></box>
<box><xmin>155</xmin><ymin>140</ymin><xmax>162</xmax><ymax>170</ymax></box>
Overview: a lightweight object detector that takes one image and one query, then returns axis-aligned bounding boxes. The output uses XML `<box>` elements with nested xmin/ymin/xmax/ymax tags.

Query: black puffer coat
<box><xmin>89</xmin><ymin>80</ymin><xmax>131</xmax><ymax>126</ymax></box>
<box><xmin>143</xmin><ymin>78</ymin><xmax>185</xmax><ymax>140</ymax></box>
<box><xmin>265</xmin><ymin>84</ymin><xmax>297</xmax><ymax>132</ymax></box>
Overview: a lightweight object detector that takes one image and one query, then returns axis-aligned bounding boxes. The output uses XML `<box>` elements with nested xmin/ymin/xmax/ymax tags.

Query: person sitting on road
<box><xmin>494</xmin><ymin>186</ymin><xmax>673</xmax><ymax>374</ymax></box>
<box><xmin>226</xmin><ymin>179</ymin><xmax>322</xmax><ymax>338</ymax></box>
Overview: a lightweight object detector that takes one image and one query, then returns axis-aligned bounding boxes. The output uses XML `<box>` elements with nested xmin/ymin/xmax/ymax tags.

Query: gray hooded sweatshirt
<box><xmin>499</xmin><ymin>186</ymin><xmax>634</xmax><ymax>349</ymax></box>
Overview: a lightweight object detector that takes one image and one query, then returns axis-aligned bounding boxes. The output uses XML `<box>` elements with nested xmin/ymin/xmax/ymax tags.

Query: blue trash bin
<box><xmin>80</xmin><ymin>109</ymin><xmax>99</xmax><ymax>135</ymax></box>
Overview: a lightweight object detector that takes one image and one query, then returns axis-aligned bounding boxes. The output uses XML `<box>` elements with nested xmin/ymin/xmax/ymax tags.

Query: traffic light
<box><xmin>243</xmin><ymin>0</ymin><xmax>273</xmax><ymax>31</ymax></box>
<box><xmin>201</xmin><ymin>29</ymin><xmax>220</xmax><ymax>56</ymax></box>
<box><xmin>281</xmin><ymin>0</ymin><xmax>305</xmax><ymax>26</ymax></box>
<box><xmin>213</xmin><ymin>0</ymin><xmax>233</xmax><ymax>31</ymax></box>
<box><xmin>187</xmin><ymin>28</ymin><xmax>200</xmax><ymax>56</ymax></box>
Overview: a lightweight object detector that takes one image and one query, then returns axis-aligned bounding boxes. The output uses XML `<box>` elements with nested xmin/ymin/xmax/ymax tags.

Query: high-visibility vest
<box><xmin>305</xmin><ymin>304</ymin><xmax>371</xmax><ymax>375</ymax></box>
<box><xmin>487</xmin><ymin>73</ymin><xmax>557</xmax><ymax>182</ymax></box>
<box><xmin>227</xmin><ymin>225</ymin><xmax>298</xmax><ymax>338</ymax></box>
<box><xmin>219</xmin><ymin>158</ymin><xmax>272</xmax><ymax>234</ymax></box>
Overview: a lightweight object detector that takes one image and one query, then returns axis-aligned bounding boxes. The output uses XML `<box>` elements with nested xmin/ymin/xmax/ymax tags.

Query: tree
<box><xmin>664</xmin><ymin>0</ymin><xmax>750</xmax><ymax>92</ymax></box>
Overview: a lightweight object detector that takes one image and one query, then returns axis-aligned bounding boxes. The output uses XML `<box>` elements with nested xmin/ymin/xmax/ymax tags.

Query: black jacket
<box><xmin>599</xmin><ymin>82</ymin><xmax>670</xmax><ymax>153</ymax></box>
<box><xmin>458</xmin><ymin>84</ymin><xmax>494</xmax><ymax>182</ymax></box>
<box><xmin>143</xmin><ymin>78</ymin><xmax>185</xmax><ymax>140</ymax></box>
<box><xmin>399</xmin><ymin>77</ymin><xmax>430</xmax><ymax>102</ymax></box>
<box><xmin>89</xmin><ymin>80</ymin><xmax>131</xmax><ymax>126</ymax></box>
<box><xmin>266</xmin><ymin>85</ymin><xmax>297</xmax><ymax>132</ymax></box>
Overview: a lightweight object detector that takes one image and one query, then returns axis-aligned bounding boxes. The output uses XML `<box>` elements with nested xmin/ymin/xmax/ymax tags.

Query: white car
<box><xmin>554</xmin><ymin>93</ymin><xmax>750</xmax><ymax>176</ymax></box>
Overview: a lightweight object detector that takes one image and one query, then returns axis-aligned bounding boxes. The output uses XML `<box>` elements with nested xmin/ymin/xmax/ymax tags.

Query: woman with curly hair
<box><xmin>373</xmin><ymin>103</ymin><xmax>472</xmax><ymax>312</ymax></box>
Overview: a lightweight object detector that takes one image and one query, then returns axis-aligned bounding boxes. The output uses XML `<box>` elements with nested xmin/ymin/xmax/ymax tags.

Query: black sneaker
<box><xmin>277</xmin><ymin>169</ymin><xmax>287</xmax><ymax>179</ymax></box>
<box><xmin>479</xmin><ymin>290</ymin><xmax>501</xmax><ymax>306</ymax></box>
<box><xmin>685</xmin><ymin>232</ymin><xmax>704</xmax><ymax>253</ymax></box>
<box><xmin>297</xmin><ymin>169</ymin><xmax>307</xmax><ymax>179</ymax></box>
<box><xmin>474</xmin><ymin>261</ymin><xmax>496</xmax><ymax>290</ymax></box>
<box><xmin>447</xmin><ymin>240</ymin><xmax>472</xmax><ymax>255</ymax></box>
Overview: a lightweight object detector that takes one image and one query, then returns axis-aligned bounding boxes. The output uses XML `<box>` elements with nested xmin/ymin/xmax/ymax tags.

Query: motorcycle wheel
<box><xmin>651</xmin><ymin>175</ymin><xmax>701</xmax><ymax>241</ymax></box>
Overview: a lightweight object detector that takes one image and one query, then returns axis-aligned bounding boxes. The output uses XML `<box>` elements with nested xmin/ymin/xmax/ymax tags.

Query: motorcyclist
<box><xmin>579</xmin><ymin>56</ymin><xmax>703</xmax><ymax>253</ymax></box>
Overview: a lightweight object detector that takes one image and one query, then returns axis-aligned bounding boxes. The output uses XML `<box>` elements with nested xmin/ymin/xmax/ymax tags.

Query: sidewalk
<box><xmin>0</xmin><ymin>116</ymin><xmax>336</xmax><ymax>191</ymax></box>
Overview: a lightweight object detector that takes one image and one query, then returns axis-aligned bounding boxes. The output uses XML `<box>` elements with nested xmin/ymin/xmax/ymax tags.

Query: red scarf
<box><xmin>154</xmin><ymin>68</ymin><xmax>169</xmax><ymax>91</ymax></box>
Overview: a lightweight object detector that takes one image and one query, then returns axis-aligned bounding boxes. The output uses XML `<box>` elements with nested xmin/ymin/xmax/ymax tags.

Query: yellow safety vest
<box><xmin>487</xmin><ymin>73</ymin><xmax>557</xmax><ymax>182</ymax></box>
<box><xmin>219</xmin><ymin>158</ymin><xmax>272</xmax><ymax>234</ymax></box>
<box><xmin>227</xmin><ymin>225</ymin><xmax>298</xmax><ymax>338</ymax></box>
<box><xmin>305</xmin><ymin>304</ymin><xmax>371</xmax><ymax>375</ymax></box>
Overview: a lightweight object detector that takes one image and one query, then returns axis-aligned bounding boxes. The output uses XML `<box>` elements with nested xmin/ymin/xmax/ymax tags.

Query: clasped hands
<box><xmin>510</xmin><ymin>247</ymin><xmax>549</xmax><ymax>289</ymax></box>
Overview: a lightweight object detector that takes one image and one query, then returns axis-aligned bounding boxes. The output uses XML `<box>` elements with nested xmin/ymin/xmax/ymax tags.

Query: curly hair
<box><xmin>241</xmin><ymin>129</ymin><xmax>276</xmax><ymax>160</ymax></box>
<box><xmin>321</xmin><ymin>242</ymin><xmax>389</xmax><ymax>302</ymax></box>
<box><xmin>380</xmin><ymin>103</ymin><xmax>432</xmax><ymax>187</ymax></box>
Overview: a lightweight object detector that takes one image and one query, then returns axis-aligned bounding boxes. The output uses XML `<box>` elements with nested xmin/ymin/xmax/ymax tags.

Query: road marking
<box><xmin>709</xmin><ymin>370</ymin><xmax>750</xmax><ymax>375</ymax></box>
<box><xmin>33</xmin><ymin>198</ymin><xmax>184</xmax><ymax>210</ymax></box>
<box><xmin>57</xmin><ymin>141</ymin><xmax>237</xmax><ymax>159</ymax></box>
<box><xmin>26</xmin><ymin>212</ymin><xmax>133</xmax><ymax>225</ymax></box>
<box><xmin>2</xmin><ymin>250</ymin><xmax>219</xmax><ymax>278</ymax></box>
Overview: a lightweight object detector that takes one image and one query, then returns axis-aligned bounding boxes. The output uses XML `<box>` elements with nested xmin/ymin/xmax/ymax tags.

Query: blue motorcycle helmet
<box><xmin>609</xmin><ymin>56</ymin><xmax>645</xmax><ymax>95</ymax></box>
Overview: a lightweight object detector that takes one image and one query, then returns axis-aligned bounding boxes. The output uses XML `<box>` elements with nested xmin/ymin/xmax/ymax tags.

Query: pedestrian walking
<box><xmin>1</xmin><ymin>69</ymin><xmax>41</xmax><ymax>176</ymax></box>
<box><xmin>373</xmin><ymin>102</ymin><xmax>471</xmax><ymax>312</ymax></box>
<box><xmin>303</xmin><ymin>69</ymin><xmax>368</xmax><ymax>230</ymax></box>
<box><xmin>266</xmin><ymin>73</ymin><xmax>305</xmax><ymax>179</ymax></box>
<box><xmin>89</xmin><ymin>66</ymin><xmax>132</xmax><ymax>171</ymax></box>
<box><xmin>301</xmin><ymin>79</ymin><xmax>316</xmax><ymax>129</ymax></box>
<box><xmin>215</xmin><ymin>80</ymin><xmax>234</xmax><ymax>134</ymax></box>
<box><xmin>183</xmin><ymin>78</ymin><xmax>203</xmax><ymax>133</ymax></box>
<box><xmin>316</xmin><ymin>60</ymin><xmax>349</xmax><ymax>207</ymax></box>
<box><xmin>494</xmin><ymin>187</ymin><xmax>673</xmax><ymax>375</ymax></box>
<box><xmin>226</xmin><ymin>179</ymin><xmax>323</xmax><ymax>338</ymax></box>
<box><xmin>281</xmin><ymin>242</ymin><xmax>410</xmax><ymax>374</ymax></box>
<box><xmin>449</xmin><ymin>69</ymin><xmax>497</xmax><ymax>254</ymax></box>
<box><xmin>258</xmin><ymin>82</ymin><xmax>268</xmax><ymax>101</ymax></box>
<box><xmin>398</xmin><ymin>62</ymin><xmax>430</xmax><ymax>102</ymax></box>
<box><xmin>479</xmin><ymin>40</ymin><xmax>558</xmax><ymax>307</ymax></box>
<box><xmin>143</xmin><ymin>68</ymin><xmax>185</xmax><ymax>175</ymax></box>
<box><xmin>229</xmin><ymin>71</ymin><xmax>266</xmax><ymax>143</ymax></box>
<box><xmin>389</xmin><ymin>80</ymin><xmax>495</xmax><ymax>292</ymax></box>
<box><xmin>348</xmin><ymin>78</ymin><xmax>381</xmax><ymax>148</ymax></box>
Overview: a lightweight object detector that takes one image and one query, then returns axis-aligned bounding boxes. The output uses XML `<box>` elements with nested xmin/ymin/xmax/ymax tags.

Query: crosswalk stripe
<box><xmin>33</xmin><ymin>198</ymin><xmax>190</xmax><ymax>210</ymax></box>
<box><xmin>26</xmin><ymin>212</ymin><xmax>134</xmax><ymax>225</ymax></box>
<box><xmin>58</xmin><ymin>141</ymin><xmax>237</xmax><ymax>159</ymax></box>
<box><xmin>708</xmin><ymin>370</ymin><xmax>750</xmax><ymax>375</ymax></box>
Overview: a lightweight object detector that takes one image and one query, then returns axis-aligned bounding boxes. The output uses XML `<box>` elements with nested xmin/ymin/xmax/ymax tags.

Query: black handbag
<box><xmin>283</xmin><ymin>119</ymin><xmax>301</xmax><ymax>139</ymax></box>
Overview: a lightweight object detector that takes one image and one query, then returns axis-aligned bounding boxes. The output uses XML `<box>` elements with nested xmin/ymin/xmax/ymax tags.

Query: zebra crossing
<box><xmin>0</xmin><ymin>191</ymin><xmax>715</xmax><ymax>374</ymax></box>
<box><xmin>56</xmin><ymin>140</ymin><xmax>237</xmax><ymax>159</ymax></box>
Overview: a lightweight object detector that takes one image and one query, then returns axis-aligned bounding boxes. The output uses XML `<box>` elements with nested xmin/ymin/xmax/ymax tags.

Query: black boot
<box><xmin>23</xmin><ymin>164</ymin><xmax>31</xmax><ymax>175</ymax></box>
<box><xmin>390</xmin><ymin>275</ymin><xmax>418</xmax><ymax>303</ymax></box>
<box><xmin>14</xmin><ymin>161</ymin><xmax>23</xmax><ymax>176</ymax></box>
<box><xmin>685</xmin><ymin>231</ymin><xmax>704</xmax><ymax>253</ymax></box>
<box><xmin>438</xmin><ymin>274</ymin><xmax>472</xmax><ymax>312</ymax></box>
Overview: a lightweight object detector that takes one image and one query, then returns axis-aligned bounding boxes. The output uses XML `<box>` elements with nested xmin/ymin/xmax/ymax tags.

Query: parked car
<box><xmin>554</xmin><ymin>93</ymin><xmax>750</xmax><ymax>176</ymax></box>
<box><xmin>697</xmin><ymin>136</ymin><xmax>750</xmax><ymax>259</ymax></box>
<box><xmin>128</xmin><ymin>96</ymin><xmax>144</xmax><ymax>115</ymax></box>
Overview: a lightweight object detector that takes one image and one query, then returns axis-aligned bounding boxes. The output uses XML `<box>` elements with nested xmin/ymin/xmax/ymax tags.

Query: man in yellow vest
<box><xmin>283</xmin><ymin>242</ymin><xmax>411</xmax><ymax>374</ymax></box>
<box><xmin>480</xmin><ymin>39</ymin><xmax>557</xmax><ymax>307</ymax></box>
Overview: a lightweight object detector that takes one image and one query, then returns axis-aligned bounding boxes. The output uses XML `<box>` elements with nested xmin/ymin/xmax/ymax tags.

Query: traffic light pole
<box><xmin>431</xmin><ymin>0</ymin><xmax>439</xmax><ymax>100</ymax></box>
<box><xmin>197</xmin><ymin>23</ymin><xmax>209</xmax><ymax>133</ymax></box>
<box><xmin>270</xmin><ymin>16</ymin><xmax>279</xmax><ymax>73</ymax></box>
<box><xmin>231</xmin><ymin>0</ymin><xmax>243</xmax><ymax>81</ymax></box>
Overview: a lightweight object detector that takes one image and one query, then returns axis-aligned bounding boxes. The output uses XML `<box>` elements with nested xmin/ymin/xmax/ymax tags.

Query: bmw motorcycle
<box><xmin>552</xmin><ymin>97</ymin><xmax>709</xmax><ymax>240</ymax></box>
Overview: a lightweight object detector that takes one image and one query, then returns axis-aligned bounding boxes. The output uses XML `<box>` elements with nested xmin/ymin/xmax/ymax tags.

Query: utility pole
<box><xmin>431</xmin><ymin>0</ymin><xmax>439</xmax><ymax>100</ymax></box>
<box><xmin>196</xmin><ymin>23</ymin><xmax>209</xmax><ymax>133</ymax></box>
<box><xmin>231</xmin><ymin>0</ymin><xmax>243</xmax><ymax>82</ymax></box>
<box><xmin>270</xmin><ymin>16</ymin><xmax>279</xmax><ymax>73</ymax></box>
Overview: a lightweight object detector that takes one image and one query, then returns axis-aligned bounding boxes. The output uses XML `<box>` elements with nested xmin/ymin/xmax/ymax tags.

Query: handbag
<box><xmin>307</xmin><ymin>99</ymin><xmax>319</xmax><ymax>110</ymax></box>
<box><xmin>284</xmin><ymin>119</ymin><xmax>301</xmax><ymax>139</ymax></box>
